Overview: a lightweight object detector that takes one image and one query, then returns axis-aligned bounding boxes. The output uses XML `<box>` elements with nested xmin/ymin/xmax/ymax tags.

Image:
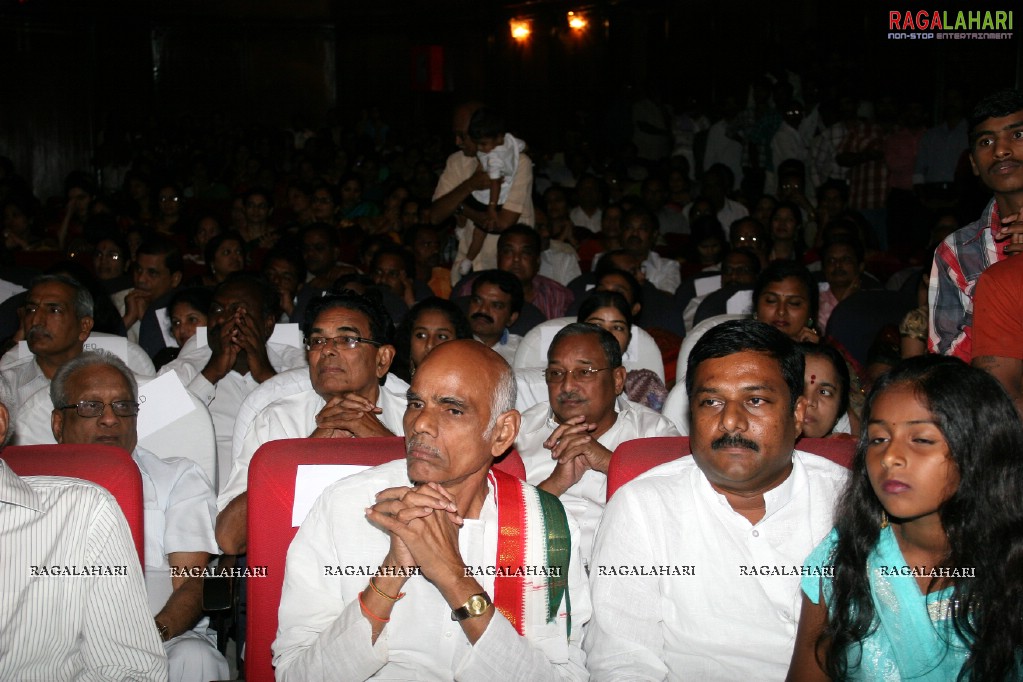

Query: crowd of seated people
<box><xmin>2</xmin><ymin>82</ymin><xmax>1023</xmax><ymax>681</ymax></box>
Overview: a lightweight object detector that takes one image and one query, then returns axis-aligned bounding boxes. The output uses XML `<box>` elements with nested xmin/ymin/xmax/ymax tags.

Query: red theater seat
<box><xmin>244</xmin><ymin>436</ymin><xmax>525</xmax><ymax>682</ymax></box>
<box><xmin>4</xmin><ymin>444</ymin><xmax>146</xmax><ymax>566</ymax></box>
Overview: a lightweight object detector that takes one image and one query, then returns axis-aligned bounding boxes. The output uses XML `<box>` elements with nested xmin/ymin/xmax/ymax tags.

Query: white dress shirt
<box><xmin>273</xmin><ymin>459</ymin><xmax>590</xmax><ymax>681</ymax></box>
<box><xmin>541</xmin><ymin>243</ymin><xmax>582</xmax><ymax>287</ymax></box>
<box><xmin>474</xmin><ymin>331</ymin><xmax>522</xmax><ymax>366</ymax></box>
<box><xmin>1</xmin><ymin>335</ymin><xmax>156</xmax><ymax>405</ymax></box>
<box><xmin>159</xmin><ymin>336</ymin><xmax>308</xmax><ymax>484</ymax></box>
<box><xmin>585</xmin><ymin>452</ymin><xmax>847</xmax><ymax>681</ymax></box>
<box><xmin>0</xmin><ymin>460</ymin><xmax>168</xmax><ymax>680</ymax></box>
<box><xmin>569</xmin><ymin>206</ymin><xmax>602</xmax><ymax>233</ymax></box>
<box><xmin>517</xmin><ymin>396</ymin><xmax>679</xmax><ymax>564</ymax></box>
<box><xmin>217</xmin><ymin>373</ymin><xmax>409</xmax><ymax>510</ymax></box>
<box><xmin>133</xmin><ymin>447</ymin><xmax>227</xmax><ymax>682</ymax></box>
<box><xmin>642</xmin><ymin>251</ymin><xmax>682</xmax><ymax>295</ymax></box>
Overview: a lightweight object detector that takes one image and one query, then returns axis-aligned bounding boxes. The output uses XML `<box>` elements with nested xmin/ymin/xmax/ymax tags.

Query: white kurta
<box><xmin>273</xmin><ymin>460</ymin><xmax>590</xmax><ymax>681</ymax></box>
<box><xmin>516</xmin><ymin>396</ymin><xmax>679</xmax><ymax>565</ymax></box>
<box><xmin>158</xmin><ymin>336</ymin><xmax>308</xmax><ymax>481</ymax></box>
<box><xmin>132</xmin><ymin>447</ymin><xmax>227</xmax><ymax>681</ymax></box>
<box><xmin>584</xmin><ymin>451</ymin><xmax>847</xmax><ymax>681</ymax></box>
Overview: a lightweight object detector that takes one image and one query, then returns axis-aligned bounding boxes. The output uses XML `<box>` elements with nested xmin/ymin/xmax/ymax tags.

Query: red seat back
<box><xmin>796</xmin><ymin>436</ymin><xmax>857</xmax><ymax>469</ymax></box>
<box><xmin>4</xmin><ymin>444</ymin><xmax>145</xmax><ymax>566</ymax></box>
<box><xmin>245</xmin><ymin>436</ymin><xmax>525</xmax><ymax>682</ymax></box>
<box><xmin>607</xmin><ymin>437</ymin><xmax>691</xmax><ymax>502</ymax></box>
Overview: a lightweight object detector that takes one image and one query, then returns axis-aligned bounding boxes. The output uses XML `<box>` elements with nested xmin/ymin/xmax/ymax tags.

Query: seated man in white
<box><xmin>216</xmin><ymin>291</ymin><xmax>408</xmax><ymax>555</ymax></box>
<box><xmin>585</xmin><ymin>320</ymin><xmax>847</xmax><ymax>680</ymax></box>
<box><xmin>273</xmin><ymin>340</ymin><xmax>589</xmax><ymax>681</ymax></box>
<box><xmin>1</xmin><ymin>274</ymin><xmax>154</xmax><ymax>406</ymax></box>
<box><xmin>159</xmin><ymin>273</ymin><xmax>306</xmax><ymax>479</ymax></box>
<box><xmin>49</xmin><ymin>351</ymin><xmax>227</xmax><ymax>682</ymax></box>
<box><xmin>517</xmin><ymin>323</ymin><xmax>678</xmax><ymax>565</ymax></box>
<box><xmin>0</xmin><ymin>374</ymin><xmax>168</xmax><ymax>681</ymax></box>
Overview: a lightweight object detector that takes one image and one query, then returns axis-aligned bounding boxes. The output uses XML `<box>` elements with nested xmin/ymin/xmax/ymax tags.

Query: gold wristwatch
<box><xmin>451</xmin><ymin>592</ymin><xmax>493</xmax><ymax>621</ymax></box>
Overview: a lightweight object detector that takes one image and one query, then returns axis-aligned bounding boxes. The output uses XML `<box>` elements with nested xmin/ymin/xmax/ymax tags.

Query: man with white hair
<box><xmin>50</xmin><ymin>351</ymin><xmax>227</xmax><ymax>682</ymax></box>
<box><xmin>0</xmin><ymin>373</ymin><xmax>168</xmax><ymax>680</ymax></box>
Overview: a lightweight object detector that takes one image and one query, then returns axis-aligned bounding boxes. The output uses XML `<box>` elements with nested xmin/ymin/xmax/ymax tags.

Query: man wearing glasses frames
<box><xmin>217</xmin><ymin>292</ymin><xmax>408</xmax><ymax>555</ymax></box>
<box><xmin>49</xmin><ymin>351</ymin><xmax>228</xmax><ymax>682</ymax></box>
<box><xmin>516</xmin><ymin>323</ymin><xmax>678</xmax><ymax>565</ymax></box>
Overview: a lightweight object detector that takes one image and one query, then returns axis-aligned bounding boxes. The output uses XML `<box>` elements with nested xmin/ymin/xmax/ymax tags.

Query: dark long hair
<box><xmin>822</xmin><ymin>355</ymin><xmax>1023</xmax><ymax>680</ymax></box>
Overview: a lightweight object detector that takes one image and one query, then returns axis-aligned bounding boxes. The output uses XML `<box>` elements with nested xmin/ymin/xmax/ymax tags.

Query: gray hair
<box><xmin>0</xmin><ymin>373</ymin><xmax>15</xmax><ymax>447</ymax></box>
<box><xmin>29</xmin><ymin>274</ymin><xmax>94</xmax><ymax>319</ymax></box>
<box><xmin>484</xmin><ymin>356</ymin><xmax>517</xmax><ymax>438</ymax></box>
<box><xmin>50</xmin><ymin>350</ymin><xmax>138</xmax><ymax>409</ymax></box>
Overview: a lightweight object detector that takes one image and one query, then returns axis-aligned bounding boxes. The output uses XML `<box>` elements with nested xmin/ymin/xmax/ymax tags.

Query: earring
<box><xmin>880</xmin><ymin>510</ymin><xmax>889</xmax><ymax>529</ymax></box>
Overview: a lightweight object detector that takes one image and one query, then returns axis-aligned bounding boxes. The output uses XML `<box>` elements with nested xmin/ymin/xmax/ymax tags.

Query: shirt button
<box><xmin>444</xmin><ymin>631</ymin><xmax>452</xmax><ymax>638</ymax></box>
<box><xmin>751</xmin><ymin>530</ymin><xmax>760</xmax><ymax>537</ymax></box>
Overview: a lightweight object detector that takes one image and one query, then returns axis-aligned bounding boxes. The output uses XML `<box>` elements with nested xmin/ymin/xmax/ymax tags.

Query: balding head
<box><xmin>403</xmin><ymin>340</ymin><xmax>519</xmax><ymax>488</ymax></box>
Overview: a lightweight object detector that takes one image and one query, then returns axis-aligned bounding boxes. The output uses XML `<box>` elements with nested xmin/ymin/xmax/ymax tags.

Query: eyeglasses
<box><xmin>94</xmin><ymin>250</ymin><xmax>122</xmax><ymax>260</ymax></box>
<box><xmin>159</xmin><ymin>195</ymin><xmax>180</xmax><ymax>203</ymax></box>
<box><xmin>305</xmin><ymin>335</ymin><xmax>382</xmax><ymax>351</ymax></box>
<box><xmin>58</xmin><ymin>400</ymin><xmax>140</xmax><ymax>418</ymax></box>
<box><xmin>543</xmin><ymin>367</ymin><xmax>611</xmax><ymax>384</ymax></box>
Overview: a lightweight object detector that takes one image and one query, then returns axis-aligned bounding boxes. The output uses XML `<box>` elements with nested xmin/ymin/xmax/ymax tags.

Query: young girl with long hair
<box><xmin>787</xmin><ymin>355</ymin><xmax>1023</xmax><ymax>680</ymax></box>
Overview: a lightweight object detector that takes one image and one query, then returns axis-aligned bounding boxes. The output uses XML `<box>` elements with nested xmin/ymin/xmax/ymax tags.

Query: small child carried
<box><xmin>464</xmin><ymin>108</ymin><xmax>527</xmax><ymax>262</ymax></box>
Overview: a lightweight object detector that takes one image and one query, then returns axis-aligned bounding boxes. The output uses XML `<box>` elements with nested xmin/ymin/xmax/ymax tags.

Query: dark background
<box><xmin>2</xmin><ymin>0</ymin><xmax>1020</xmax><ymax>198</ymax></box>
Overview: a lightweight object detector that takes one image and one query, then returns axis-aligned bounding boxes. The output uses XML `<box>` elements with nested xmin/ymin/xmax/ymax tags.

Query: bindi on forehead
<box><xmin>809</xmin><ymin>374</ymin><xmax>816</xmax><ymax>385</ymax></box>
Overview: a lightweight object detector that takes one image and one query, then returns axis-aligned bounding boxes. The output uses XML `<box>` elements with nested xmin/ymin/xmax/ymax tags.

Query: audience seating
<box><xmin>606</xmin><ymin>435</ymin><xmax>856</xmax><ymax>502</ymax></box>
<box><xmin>245</xmin><ymin>436</ymin><xmax>525</xmax><ymax>682</ymax></box>
<box><xmin>4</xmin><ymin>443</ymin><xmax>146</xmax><ymax>566</ymax></box>
<box><xmin>607</xmin><ymin>437</ymin><xmax>691</xmax><ymax>501</ymax></box>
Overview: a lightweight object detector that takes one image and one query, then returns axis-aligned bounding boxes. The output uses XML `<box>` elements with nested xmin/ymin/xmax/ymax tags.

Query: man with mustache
<box><xmin>0</xmin><ymin>374</ymin><xmax>168</xmax><ymax>680</ymax></box>
<box><xmin>273</xmin><ymin>340</ymin><xmax>588</xmax><ymax>680</ymax></box>
<box><xmin>2</xmin><ymin>274</ymin><xmax>158</xmax><ymax>445</ymax></box>
<box><xmin>930</xmin><ymin>88</ymin><xmax>1023</xmax><ymax>361</ymax></box>
<box><xmin>216</xmin><ymin>292</ymin><xmax>407</xmax><ymax>554</ymax></box>
<box><xmin>50</xmin><ymin>352</ymin><xmax>227</xmax><ymax>681</ymax></box>
<box><xmin>467</xmin><ymin>269</ymin><xmax>524</xmax><ymax>364</ymax></box>
<box><xmin>516</xmin><ymin>323</ymin><xmax>678</xmax><ymax>566</ymax></box>
<box><xmin>2</xmin><ymin>274</ymin><xmax>94</xmax><ymax>405</ymax></box>
<box><xmin>585</xmin><ymin>319</ymin><xmax>847</xmax><ymax>680</ymax></box>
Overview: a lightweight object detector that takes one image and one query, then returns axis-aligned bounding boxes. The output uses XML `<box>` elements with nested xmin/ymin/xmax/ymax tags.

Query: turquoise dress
<box><xmin>802</xmin><ymin>527</ymin><xmax>970</xmax><ymax>680</ymax></box>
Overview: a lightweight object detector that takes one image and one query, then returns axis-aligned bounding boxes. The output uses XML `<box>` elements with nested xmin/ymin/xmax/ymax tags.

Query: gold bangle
<box><xmin>369</xmin><ymin>576</ymin><xmax>405</xmax><ymax>602</ymax></box>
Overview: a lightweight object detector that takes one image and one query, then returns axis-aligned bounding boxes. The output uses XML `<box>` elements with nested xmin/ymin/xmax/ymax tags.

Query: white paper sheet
<box><xmin>19</xmin><ymin>336</ymin><xmax>130</xmax><ymax>362</ymax></box>
<box><xmin>725</xmin><ymin>290</ymin><xmax>754</xmax><ymax>315</ymax></box>
<box><xmin>694</xmin><ymin>275</ymin><xmax>722</xmax><ymax>297</ymax></box>
<box><xmin>292</xmin><ymin>464</ymin><xmax>370</xmax><ymax>526</ymax></box>
<box><xmin>136</xmin><ymin>371</ymin><xmax>196</xmax><ymax>439</ymax></box>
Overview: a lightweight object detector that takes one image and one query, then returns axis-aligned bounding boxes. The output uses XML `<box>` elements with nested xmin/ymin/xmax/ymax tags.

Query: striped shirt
<box><xmin>0</xmin><ymin>459</ymin><xmax>168</xmax><ymax>680</ymax></box>
<box><xmin>928</xmin><ymin>199</ymin><xmax>1007</xmax><ymax>361</ymax></box>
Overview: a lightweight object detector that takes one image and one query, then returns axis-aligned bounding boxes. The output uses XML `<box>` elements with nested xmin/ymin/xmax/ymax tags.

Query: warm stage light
<box><xmin>510</xmin><ymin>19</ymin><xmax>532</xmax><ymax>41</ymax></box>
<box><xmin>567</xmin><ymin>11</ymin><xmax>588</xmax><ymax>31</ymax></box>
